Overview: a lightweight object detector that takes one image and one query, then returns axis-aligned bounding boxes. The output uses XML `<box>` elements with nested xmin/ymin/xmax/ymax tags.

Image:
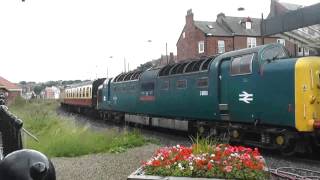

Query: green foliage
<box><xmin>189</xmin><ymin>134</ymin><xmax>219</xmax><ymax>155</ymax></box>
<box><xmin>9</xmin><ymin>100</ymin><xmax>149</xmax><ymax>157</ymax></box>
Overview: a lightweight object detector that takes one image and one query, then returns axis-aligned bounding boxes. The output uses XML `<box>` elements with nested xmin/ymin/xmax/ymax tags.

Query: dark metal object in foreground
<box><xmin>0</xmin><ymin>149</ymin><xmax>56</xmax><ymax>180</ymax></box>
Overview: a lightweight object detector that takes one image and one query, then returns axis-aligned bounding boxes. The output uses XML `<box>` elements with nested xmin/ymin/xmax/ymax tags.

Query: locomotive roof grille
<box><xmin>201</xmin><ymin>58</ymin><xmax>212</xmax><ymax>70</ymax></box>
<box><xmin>158</xmin><ymin>57</ymin><xmax>215</xmax><ymax>77</ymax></box>
<box><xmin>113</xmin><ymin>71</ymin><xmax>143</xmax><ymax>83</ymax></box>
<box><xmin>185</xmin><ymin>61</ymin><xmax>198</xmax><ymax>73</ymax></box>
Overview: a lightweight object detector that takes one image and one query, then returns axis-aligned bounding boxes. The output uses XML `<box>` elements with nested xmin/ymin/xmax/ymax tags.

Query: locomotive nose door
<box><xmin>219</xmin><ymin>53</ymin><xmax>256</xmax><ymax>123</ymax></box>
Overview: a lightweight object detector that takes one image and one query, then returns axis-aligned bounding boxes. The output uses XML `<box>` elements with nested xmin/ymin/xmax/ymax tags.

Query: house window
<box><xmin>198</xmin><ymin>41</ymin><xmax>204</xmax><ymax>53</ymax></box>
<box><xmin>246</xmin><ymin>21</ymin><xmax>252</xmax><ymax>29</ymax></box>
<box><xmin>247</xmin><ymin>37</ymin><xmax>256</xmax><ymax>48</ymax></box>
<box><xmin>182</xmin><ymin>32</ymin><xmax>185</xmax><ymax>39</ymax></box>
<box><xmin>207</xmin><ymin>24</ymin><xmax>214</xmax><ymax>29</ymax></box>
<box><xmin>298</xmin><ymin>45</ymin><xmax>310</xmax><ymax>56</ymax></box>
<box><xmin>277</xmin><ymin>39</ymin><xmax>285</xmax><ymax>46</ymax></box>
<box><xmin>231</xmin><ymin>54</ymin><xmax>254</xmax><ymax>75</ymax></box>
<box><xmin>218</xmin><ymin>40</ymin><xmax>225</xmax><ymax>53</ymax></box>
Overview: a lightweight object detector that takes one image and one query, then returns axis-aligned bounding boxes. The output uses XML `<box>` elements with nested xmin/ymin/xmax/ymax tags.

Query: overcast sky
<box><xmin>0</xmin><ymin>0</ymin><xmax>318</xmax><ymax>83</ymax></box>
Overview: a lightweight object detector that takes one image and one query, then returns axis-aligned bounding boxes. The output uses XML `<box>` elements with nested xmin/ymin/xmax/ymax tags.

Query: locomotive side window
<box><xmin>230</xmin><ymin>54</ymin><xmax>254</xmax><ymax>75</ymax></box>
<box><xmin>161</xmin><ymin>80</ymin><xmax>169</xmax><ymax>90</ymax></box>
<box><xmin>141</xmin><ymin>82</ymin><xmax>155</xmax><ymax>96</ymax></box>
<box><xmin>197</xmin><ymin>77</ymin><xmax>208</xmax><ymax>88</ymax></box>
<box><xmin>176</xmin><ymin>80</ymin><xmax>187</xmax><ymax>89</ymax></box>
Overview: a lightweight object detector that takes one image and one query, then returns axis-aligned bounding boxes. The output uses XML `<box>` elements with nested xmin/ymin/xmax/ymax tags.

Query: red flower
<box><xmin>151</xmin><ymin>160</ymin><xmax>161</xmax><ymax>166</ymax></box>
<box><xmin>207</xmin><ymin>162</ymin><xmax>213</xmax><ymax>170</ymax></box>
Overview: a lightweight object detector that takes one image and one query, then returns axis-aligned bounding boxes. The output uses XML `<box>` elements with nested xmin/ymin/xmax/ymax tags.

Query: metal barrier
<box><xmin>0</xmin><ymin>105</ymin><xmax>23</xmax><ymax>156</ymax></box>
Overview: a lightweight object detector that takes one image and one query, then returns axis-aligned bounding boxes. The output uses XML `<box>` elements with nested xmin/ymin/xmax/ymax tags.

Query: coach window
<box><xmin>176</xmin><ymin>80</ymin><xmax>187</xmax><ymax>89</ymax></box>
<box><xmin>230</xmin><ymin>54</ymin><xmax>253</xmax><ymax>75</ymax></box>
<box><xmin>86</xmin><ymin>87</ymin><xmax>89</xmax><ymax>97</ymax></box>
<box><xmin>141</xmin><ymin>82</ymin><xmax>154</xmax><ymax>96</ymax></box>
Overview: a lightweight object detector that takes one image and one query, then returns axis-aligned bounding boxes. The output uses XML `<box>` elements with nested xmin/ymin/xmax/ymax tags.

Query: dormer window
<box><xmin>182</xmin><ymin>32</ymin><xmax>186</xmax><ymax>39</ymax></box>
<box><xmin>246</xmin><ymin>21</ymin><xmax>252</xmax><ymax>29</ymax></box>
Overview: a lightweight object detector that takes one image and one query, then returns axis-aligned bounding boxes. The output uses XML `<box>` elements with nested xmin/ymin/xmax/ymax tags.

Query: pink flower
<box><xmin>224</xmin><ymin>165</ymin><xmax>233</xmax><ymax>172</ymax></box>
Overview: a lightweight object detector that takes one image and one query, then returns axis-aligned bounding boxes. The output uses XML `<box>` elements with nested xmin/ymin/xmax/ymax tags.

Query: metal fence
<box><xmin>0</xmin><ymin>105</ymin><xmax>23</xmax><ymax>157</ymax></box>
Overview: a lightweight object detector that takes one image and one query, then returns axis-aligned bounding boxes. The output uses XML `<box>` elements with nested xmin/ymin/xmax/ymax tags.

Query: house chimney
<box><xmin>169</xmin><ymin>52</ymin><xmax>174</xmax><ymax>63</ymax></box>
<box><xmin>186</xmin><ymin>9</ymin><xmax>194</xmax><ymax>26</ymax></box>
<box><xmin>216</xmin><ymin>13</ymin><xmax>226</xmax><ymax>24</ymax></box>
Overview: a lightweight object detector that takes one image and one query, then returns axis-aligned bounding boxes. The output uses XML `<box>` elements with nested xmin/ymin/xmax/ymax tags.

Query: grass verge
<box><xmin>9</xmin><ymin>97</ymin><xmax>150</xmax><ymax>157</ymax></box>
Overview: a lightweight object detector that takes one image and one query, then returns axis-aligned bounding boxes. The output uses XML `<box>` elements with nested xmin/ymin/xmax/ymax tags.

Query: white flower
<box><xmin>177</xmin><ymin>144</ymin><xmax>180</xmax><ymax>148</ymax></box>
<box><xmin>210</xmin><ymin>154</ymin><xmax>215</xmax><ymax>157</ymax></box>
<box><xmin>189</xmin><ymin>166</ymin><xmax>194</xmax><ymax>171</ymax></box>
<box><xmin>178</xmin><ymin>163</ymin><xmax>184</xmax><ymax>170</ymax></box>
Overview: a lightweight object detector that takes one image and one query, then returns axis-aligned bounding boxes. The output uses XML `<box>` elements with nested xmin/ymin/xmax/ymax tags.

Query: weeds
<box><xmin>9</xmin><ymin>99</ymin><xmax>149</xmax><ymax>157</ymax></box>
<box><xmin>189</xmin><ymin>134</ymin><xmax>220</xmax><ymax>154</ymax></box>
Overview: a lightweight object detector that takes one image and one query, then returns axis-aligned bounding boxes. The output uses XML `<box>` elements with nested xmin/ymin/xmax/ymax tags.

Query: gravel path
<box><xmin>52</xmin><ymin>144</ymin><xmax>159</xmax><ymax>180</ymax></box>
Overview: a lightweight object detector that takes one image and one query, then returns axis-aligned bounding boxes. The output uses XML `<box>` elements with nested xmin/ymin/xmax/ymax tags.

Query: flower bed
<box><xmin>136</xmin><ymin>144</ymin><xmax>269</xmax><ymax>179</ymax></box>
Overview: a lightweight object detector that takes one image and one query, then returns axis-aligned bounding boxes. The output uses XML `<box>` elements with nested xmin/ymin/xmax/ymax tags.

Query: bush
<box><xmin>9</xmin><ymin>100</ymin><xmax>149</xmax><ymax>157</ymax></box>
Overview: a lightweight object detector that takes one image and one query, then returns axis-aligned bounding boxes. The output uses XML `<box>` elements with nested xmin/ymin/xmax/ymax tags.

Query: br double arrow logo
<box><xmin>239</xmin><ymin>91</ymin><xmax>253</xmax><ymax>104</ymax></box>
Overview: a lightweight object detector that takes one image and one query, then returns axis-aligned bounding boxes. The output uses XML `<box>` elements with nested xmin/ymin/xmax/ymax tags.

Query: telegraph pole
<box><xmin>166</xmin><ymin>42</ymin><xmax>168</xmax><ymax>64</ymax></box>
<box><xmin>124</xmin><ymin>57</ymin><xmax>126</xmax><ymax>72</ymax></box>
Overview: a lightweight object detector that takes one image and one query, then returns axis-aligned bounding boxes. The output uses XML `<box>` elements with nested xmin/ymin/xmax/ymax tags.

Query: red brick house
<box><xmin>176</xmin><ymin>9</ymin><xmax>295</xmax><ymax>62</ymax></box>
<box><xmin>0</xmin><ymin>76</ymin><xmax>22</xmax><ymax>104</ymax></box>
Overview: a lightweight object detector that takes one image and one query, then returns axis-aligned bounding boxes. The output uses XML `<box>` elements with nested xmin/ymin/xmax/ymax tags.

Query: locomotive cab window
<box><xmin>230</xmin><ymin>54</ymin><xmax>254</xmax><ymax>75</ymax></box>
<box><xmin>261</xmin><ymin>46</ymin><xmax>288</xmax><ymax>62</ymax></box>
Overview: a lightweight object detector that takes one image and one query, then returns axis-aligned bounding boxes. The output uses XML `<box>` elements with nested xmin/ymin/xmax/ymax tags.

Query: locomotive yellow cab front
<box><xmin>295</xmin><ymin>56</ymin><xmax>320</xmax><ymax>132</ymax></box>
